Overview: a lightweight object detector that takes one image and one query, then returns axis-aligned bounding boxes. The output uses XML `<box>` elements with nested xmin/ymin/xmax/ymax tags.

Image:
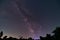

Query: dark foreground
<box><xmin>0</xmin><ymin>27</ymin><xmax>60</xmax><ymax>40</ymax></box>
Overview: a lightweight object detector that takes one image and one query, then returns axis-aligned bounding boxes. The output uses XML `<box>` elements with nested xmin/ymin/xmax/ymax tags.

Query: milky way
<box><xmin>0</xmin><ymin>0</ymin><xmax>60</xmax><ymax>39</ymax></box>
<box><xmin>0</xmin><ymin>0</ymin><xmax>41</xmax><ymax>39</ymax></box>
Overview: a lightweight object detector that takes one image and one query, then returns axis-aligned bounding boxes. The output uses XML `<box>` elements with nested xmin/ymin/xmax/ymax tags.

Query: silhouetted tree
<box><xmin>46</xmin><ymin>34</ymin><xmax>52</xmax><ymax>40</ymax></box>
<box><xmin>40</xmin><ymin>36</ymin><xmax>45</xmax><ymax>40</ymax></box>
<box><xmin>1</xmin><ymin>27</ymin><xmax>60</xmax><ymax>40</ymax></box>
<box><xmin>0</xmin><ymin>31</ymin><xmax>3</xmax><ymax>38</ymax></box>
<box><xmin>19</xmin><ymin>37</ymin><xmax>23</xmax><ymax>40</ymax></box>
<box><xmin>52</xmin><ymin>27</ymin><xmax>60</xmax><ymax>40</ymax></box>
<box><xmin>3</xmin><ymin>36</ymin><xmax>7</xmax><ymax>40</ymax></box>
<box><xmin>28</xmin><ymin>37</ymin><xmax>33</xmax><ymax>40</ymax></box>
<box><xmin>40</xmin><ymin>34</ymin><xmax>52</xmax><ymax>40</ymax></box>
<box><xmin>19</xmin><ymin>37</ymin><xmax>24</xmax><ymax>40</ymax></box>
<box><xmin>40</xmin><ymin>27</ymin><xmax>60</xmax><ymax>40</ymax></box>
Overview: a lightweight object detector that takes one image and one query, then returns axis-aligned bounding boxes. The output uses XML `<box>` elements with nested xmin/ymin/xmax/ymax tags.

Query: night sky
<box><xmin>0</xmin><ymin>0</ymin><xmax>60</xmax><ymax>39</ymax></box>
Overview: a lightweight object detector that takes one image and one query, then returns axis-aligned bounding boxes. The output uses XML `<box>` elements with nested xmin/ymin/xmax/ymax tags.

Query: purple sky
<box><xmin>0</xmin><ymin>0</ymin><xmax>60</xmax><ymax>39</ymax></box>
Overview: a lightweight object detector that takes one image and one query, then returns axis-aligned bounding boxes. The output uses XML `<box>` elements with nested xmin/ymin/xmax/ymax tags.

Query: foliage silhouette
<box><xmin>28</xmin><ymin>37</ymin><xmax>33</xmax><ymax>40</ymax></box>
<box><xmin>0</xmin><ymin>27</ymin><xmax>59</xmax><ymax>40</ymax></box>
<box><xmin>40</xmin><ymin>27</ymin><xmax>60</xmax><ymax>40</ymax></box>
<box><xmin>0</xmin><ymin>31</ymin><xmax>3</xmax><ymax>38</ymax></box>
<box><xmin>52</xmin><ymin>27</ymin><xmax>60</xmax><ymax>40</ymax></box>
<box><xmin>40</xmin><ymin>34</ymin><xmax>52</xmax><ymax>40</ymax></box>
<box><xmin>3</xmin><ymin>36</ymin><xmax>7</xmax><ymax>40</ymax></box>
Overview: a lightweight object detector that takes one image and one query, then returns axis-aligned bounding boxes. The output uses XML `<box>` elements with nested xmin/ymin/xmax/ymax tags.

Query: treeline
<box><xmin>0</xmin><ymin>27</ymin><xmax>60</xmax><ymax>40</ymax></box>
<box><xmin>0</xmin><ymin>31</ymin><xmax>34</xmax><ymax>40</ymax></box>
<box><xmin>40</xmin><ymin>27</ymin><xmax>60</xmax><ymax>40</ymax></box>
